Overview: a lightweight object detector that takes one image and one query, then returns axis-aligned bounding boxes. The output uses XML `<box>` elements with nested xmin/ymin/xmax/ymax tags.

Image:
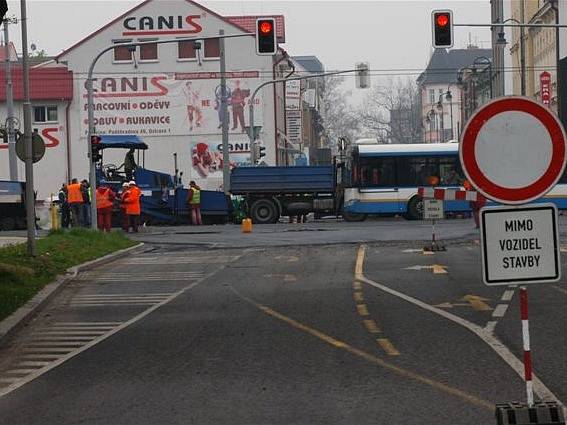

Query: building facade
<box><xmin>509</xmin><ymin>0</ymin><xmax>558</xmax><ymax>111</ymax></box>
<box><xmin>417</xmin><ymin>47</ymin><xmax>492</xmax><ymax>143</ymax></box>
<box><xmin>1</xmin><ymin>0</ymin><xmax>288</xmax><ymax>198</ymax></box>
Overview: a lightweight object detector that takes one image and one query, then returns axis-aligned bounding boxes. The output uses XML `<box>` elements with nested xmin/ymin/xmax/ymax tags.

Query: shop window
<box><xmin>139</xmin><ymin>40</ymin><xmax>158</xmax><ymax>61</ymax></box>
<box><xmin>113</xmin><ymin>40</ymin><xmax>133</xmax><ymax>62</ymax></box>
<box><xmin>178</xmin><ymin>40</ymin><xmax>197</xmax><ymax>60</ymax></box>
<box><xmin>33</xmin><ymin>106</ymin><xmax>58</xmax><ymax>123</ymax></box>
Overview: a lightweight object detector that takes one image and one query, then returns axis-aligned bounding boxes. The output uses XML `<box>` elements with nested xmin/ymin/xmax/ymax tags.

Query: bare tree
<box><xmin>358</xmin><ymin>77</ymin><xmax>422</xmax><ymax>143</ymax></box>
<box><xmin>319</xmin><ymin>75</ymin><xmax>361</xmax><ymax>150</ymax></box>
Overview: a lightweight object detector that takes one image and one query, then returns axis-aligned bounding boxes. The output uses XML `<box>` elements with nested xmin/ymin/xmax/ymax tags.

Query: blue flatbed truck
<box><xmin>230</xmin><ymin>165</ymin><xmax>341</xmax><ymax>224</ymax></box>
<box><xmin>0</xmin><ymin>181</ymin><xmax>27</xmax><ymax>231</ymax></box>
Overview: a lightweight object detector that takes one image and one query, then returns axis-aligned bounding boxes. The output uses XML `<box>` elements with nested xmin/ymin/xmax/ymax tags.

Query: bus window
<box><xmin>439</xmin><ymin>156</ymin><xmax>464</xmax><ymax>185</ymax></box>
<box><xmin>397</xmin><ymin>156</ymin><xmax>439</xmax><ymax>186</ymax></box>
<box><xmin>358</xmin><ymin>157</ymin><xmax>396</xmax><ymax>188</ymax></box>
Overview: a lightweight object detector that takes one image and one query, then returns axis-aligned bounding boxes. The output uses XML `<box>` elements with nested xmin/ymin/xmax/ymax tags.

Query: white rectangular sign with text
<box><xmin>480</xmin><ymin>204</ymin><xmax>560</xmax><ymax>285</ymax></box>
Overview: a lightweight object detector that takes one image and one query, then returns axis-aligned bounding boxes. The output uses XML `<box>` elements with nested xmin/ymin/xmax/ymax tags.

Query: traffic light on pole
<box><xmin>256</xmin><ymin>18</ymin><xmax>277</xmax><ymax>55</ymax></box>
<box><xmin>432</xmin><ymin>10</ymin><xmax>453</xmax><ymax>49</ymax></box>
<box><xmin>91</xmin><ymin>135</ymin><xmax>102</xmax><ymax>163</ymax></box>
<box><xmin>258</xmin><ymin>146</ymin><xmax>266</xmax><ymax>159</ymax></box>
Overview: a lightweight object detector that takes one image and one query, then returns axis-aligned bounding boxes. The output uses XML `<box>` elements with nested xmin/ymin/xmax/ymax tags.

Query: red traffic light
<box><xmin>259</xmin><ymin>21</ymin><xmax>273</xmax><ymax>34</ymax></box>
<box><xmin>436</xmin><ymin>14</ymin><xmax>449</xmax><ymax>27</ymax></box>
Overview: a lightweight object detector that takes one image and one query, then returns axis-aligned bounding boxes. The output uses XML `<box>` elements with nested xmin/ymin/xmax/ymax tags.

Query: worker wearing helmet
<box><xmin>119</xmin><ymin>182</ymin><xmax>130</xmax><ymax>232</ymax></box>
<box><xmin>96</xmin><ymin>184</ymin><xmax>116</xmax><ymax>232</ymax></box>
<box><xmin>124</xmin><ymin>181</ymin><xmax>142</xmax><ymax>232</ymax></box>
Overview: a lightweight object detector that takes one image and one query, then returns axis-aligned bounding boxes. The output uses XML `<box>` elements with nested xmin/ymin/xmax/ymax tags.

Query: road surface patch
<box><xmin>355</xmin><ymin>245</ymin><xmax>562</xmax><ymax>407</ymax></box>
<box><xmin>0</xmin><ymin>322</ymin><xmax>122</xmax><ymax>391</ymax></box>
<box><xmin>229</xmin><ymin>284</ymin><xmax>492</xmax><ymax>410</ymax></box>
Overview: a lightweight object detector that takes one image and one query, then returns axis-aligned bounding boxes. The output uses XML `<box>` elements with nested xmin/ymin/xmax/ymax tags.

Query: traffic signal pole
<box><xmin>20</xmin><ymin>0</ymin><xmax>35</xmax><ymax>256</ymax></box>
<box><xmin>219</xmin><ymin>30</ymin><xmax>230</xmax><ymax>195</ymax></box>
<box><xmin>86</xmin><ymin>34</ymin><xmax>253</xmax><ymax>229</ymax></box>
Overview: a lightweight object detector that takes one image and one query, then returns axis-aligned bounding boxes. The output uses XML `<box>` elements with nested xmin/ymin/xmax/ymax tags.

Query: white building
<box><xmin>1</xmin><ymin>0</ymin><xmax>287</xmax><ymax>198</ymax></box>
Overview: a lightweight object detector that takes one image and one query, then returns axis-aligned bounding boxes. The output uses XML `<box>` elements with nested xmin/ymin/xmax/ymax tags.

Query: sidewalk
<box><xmin>0</xmin><ymin>237</ymin><xmax>26</xmax><ymax>248</ymax></box>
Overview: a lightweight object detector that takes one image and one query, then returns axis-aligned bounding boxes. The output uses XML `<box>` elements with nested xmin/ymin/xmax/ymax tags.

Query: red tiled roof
<box><xmin>226</xmin><ymin>15</ymin><xmax>286</xmax><ymax>42</ymax></box>
<box><xmin>0</xmin><ymin>67</ymin><xmax>73</xmax><ymax>101</ymax></box>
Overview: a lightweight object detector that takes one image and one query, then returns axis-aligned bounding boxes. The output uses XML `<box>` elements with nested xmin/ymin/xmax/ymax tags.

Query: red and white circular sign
<box><xmin>459</xmin><ymin>96</ymin><xmax>567</xmax><ymax>204</ymax></box>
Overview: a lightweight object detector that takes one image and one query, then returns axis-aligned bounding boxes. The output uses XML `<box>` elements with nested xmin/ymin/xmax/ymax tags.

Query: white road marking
<box><xmin>22</xmin><ymin>348</ymin><xmax>74</xmax><ymax>353</ymax></box>
<box><xmin>501</xmin><ymin>290</ymin><xmax>515</xmax><ymax>302</ymax></box>
<box><xmin>26</xmin><ymin>342</ymin><xmax>86</xmax><ymax>347</ymax></box>
<box><xmin>17</xmin><ymin>361</ymin><xmax>51</xmax><ymax>368</ymax></box>
<box><xmin>492</xmin><ymin>304</ymin><xmax>509</xmax><ymax>318</ymax></box>
<box><xmin>51</xmin><ymin>322</ymin><xmax>122</xmax><ymax>326</ymax></box>
<box><xmin>29</xmin><ymin>336</ymin><xmax>95</xmax><ymax>341</ymax></box>
<box><xmin>484</xmin><ymin>321</ymin><xmax>497</xmax><ymax>334</ymax></box>
<box><xmin>356</xmin><ymin>245</ymin><xmax>562</xmax><ymax>407</ymax></box>
<box><xmin>5</xmin><ymin>369</ymin><xmax>39</xmax><ymax>375</ymax></box>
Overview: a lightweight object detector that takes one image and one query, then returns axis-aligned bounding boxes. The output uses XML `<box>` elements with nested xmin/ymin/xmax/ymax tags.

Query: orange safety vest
<box><xmin>125</xmin><ymin>186</ymin><xmax>142</xmax><ymax>215</ymax></box>
<box><xmin>67</xmin><ymin>183</ymin><xmax>83</xmax><ymax>204</ymax></box>
<box><xmin>96</xmin><ymin>187</ymin><xmax>113</xmax><ymax>209</ymax></box>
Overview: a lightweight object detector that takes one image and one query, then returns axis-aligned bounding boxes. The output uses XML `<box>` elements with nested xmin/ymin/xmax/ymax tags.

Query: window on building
<box><xmin>204</xmin><ymin>38</ymin><xmax>220</xmax><ymax>58</ymax></box>
<box><xmin>113</xmin><ymin>40</ymin><xmax>133</xmax><ymax>62</ymax></box>
<box><xmin>429</xmin><ymin>89</ymin><xmax>435</xmax><ymax>104</ymax></box>
<box><xmin>139</xmin><ymin>39</ymin><xmax>158</xmax><ymax>61</ymax></box>
<box><xmin>178</xmin><ymin>40</ymin><xmax>197</xmax><ymax>60</ymax></box>
<box><xmin>33</xmin><ymin>106</ymin><xmax>58</xmax><ymax>123</ymax></box>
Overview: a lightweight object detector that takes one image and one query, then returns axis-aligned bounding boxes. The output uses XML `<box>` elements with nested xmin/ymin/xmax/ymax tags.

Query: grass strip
<box><xmin>0</xmin><ymin>229</ymin><xmax>136</xmax><ymax>321</ymax></box>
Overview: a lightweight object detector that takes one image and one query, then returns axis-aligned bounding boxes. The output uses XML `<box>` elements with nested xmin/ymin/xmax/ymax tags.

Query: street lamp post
<box><xmin>497</xmin><ymin>18</ymin><xmax>526</xmax><ymax>95</ymax></box>
<box><xmin>436</xmin><ymin>99</ymin><xmax>445</xmax><ymax>142</ymax></box>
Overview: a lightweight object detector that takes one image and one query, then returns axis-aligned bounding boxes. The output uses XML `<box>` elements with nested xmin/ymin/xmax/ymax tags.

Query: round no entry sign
<box><xmin>460</xmin><ymin>96</ymin><xmax>567</xmax><ymax>204</ymax></box>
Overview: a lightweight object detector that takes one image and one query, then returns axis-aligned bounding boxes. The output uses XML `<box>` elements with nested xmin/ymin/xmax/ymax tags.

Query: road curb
<box><xmin>0</xmin><ymin>242</ymin><xmax>146</xmax><ymax>345</ymax></box>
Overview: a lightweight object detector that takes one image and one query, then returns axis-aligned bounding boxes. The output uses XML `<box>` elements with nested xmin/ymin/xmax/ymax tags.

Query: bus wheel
<box><xmin>406</xmin><ymin>196</ymin><xmax>424</xmax><ymax>220</ymax></box>
<box><xmin>251</xmin><ymin>199</ymin><xmax>279</xmax><ymax>224</ymax></box>
<box><xmin>342</xmin><ymin>210</ymin><xmax>367</xmax><ymax>222</ymax></box>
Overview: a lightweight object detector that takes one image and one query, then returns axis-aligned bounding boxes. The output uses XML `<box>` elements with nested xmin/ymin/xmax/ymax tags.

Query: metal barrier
<box><xmin>495</xmin><ymin>401</ymin><xmax>565</xmax><ymax>425</ymax></box>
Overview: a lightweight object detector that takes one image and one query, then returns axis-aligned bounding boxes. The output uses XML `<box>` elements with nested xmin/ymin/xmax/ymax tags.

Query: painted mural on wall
<box><xmin>79</xmin><ymin>71</ymin><xmax>263</xmax><ymax>137</ymax></box>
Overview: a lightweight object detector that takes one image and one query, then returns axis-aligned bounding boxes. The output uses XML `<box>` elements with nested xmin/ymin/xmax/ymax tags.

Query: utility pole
<box><xmin>20</xmin><ymin>0</ymin><xmax>35</xmax><ymax>256</ymax></box>
<box><xmin>219</xmin><ymin>29</ymin><xmax>230</xmax><ymax>195</ymax></box>
<box><xmin>520</xmin><ymin>0</ymin><xmax>526</xmax><ymax>96</ymax></box>
<box><xmin>3</xmin><ymin>18</ymin><xmax>17</xmax><ymax>180</ymax></box>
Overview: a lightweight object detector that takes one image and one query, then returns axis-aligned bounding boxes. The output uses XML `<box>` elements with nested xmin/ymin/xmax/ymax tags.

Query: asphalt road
<box><xmin>0</xmin><ymin>220</ymin><xmax>566</xmax><ymax>424</ymax></box>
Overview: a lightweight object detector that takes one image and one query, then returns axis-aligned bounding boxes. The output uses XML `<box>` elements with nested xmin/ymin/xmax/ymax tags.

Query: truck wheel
<box><xmin>251</xmin><ymin>199</ymin><xmax>279</xmax><ymax>224</ymax></box>
<box><xmin>406</xmin><ymin>196</ymin><xmax>424</xmax><ymax>220</ymax></box>
<box><xmin>342</xmin><ymin>210</ymin><xmax>367</xmax><ymax>222</ymax></box>
<box><xmin>0</xmin><ymin>217</ymin><xmax>16</xmax><ymax>231</ymax></box>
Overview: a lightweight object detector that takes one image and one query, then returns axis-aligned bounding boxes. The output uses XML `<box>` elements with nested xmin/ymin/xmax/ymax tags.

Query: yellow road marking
<box><xmin>363</xmin><ymin>319</ymin><xmax>381</xmax><ymax>334</ymax></box>
<box><xmin>356</xmin><ymin>304</ymin><xmax>369</xmax><ymax>316</ymax></box>
<box><xmin>377</xmin><ymin>338</ymin><xmax>400</xmax><ymax>356</ymax></box>
<box><xmin>355</xmin><ymin>246</ymin><xmax>366</xmax><ymax>279</ymax></box>
<box><xmin>229</xmin><ymin>284</ymin><xmax>492</xmax><ymax>411</ymax></box>
<box><xmin>353</xmin><ymin>292</ymin><xmax>364</xmax><ymax>303</ymax></box>
<box><xmin>461</xmin><ymin>295</ymin><xmax>492</xmax><ymax>311</ymax></box>
<box><xmin>353</xmin><ymin>281</ymin><xmax>362</xmax><ymax>290</ymax></box>
<box><xmin>432</xmin><ymin>264</ymin><xmax>448</xmax><ymax>274</ymax></box>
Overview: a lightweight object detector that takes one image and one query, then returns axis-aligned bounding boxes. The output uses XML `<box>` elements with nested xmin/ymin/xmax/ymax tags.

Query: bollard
<box><xmin>495</xmin><ymin>401</ymin><xmax>565</xmax><ymax>425</ymax></box>
<box><xmin>241</xmin><ymin>218</ymin><xmax>252</xmax><ymax>233</ymax></box>
<box><xmin>49</xmin><ymin>194</ymin><xmax>60</xmax><ymax>230</ymax></box>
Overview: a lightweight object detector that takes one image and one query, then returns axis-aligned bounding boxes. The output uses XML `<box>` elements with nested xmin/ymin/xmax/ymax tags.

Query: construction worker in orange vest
<box><xmin>124</xmin><ymin>181</ymin><xmax>142</xmax><ymax>232</ymax></box>
<box><xmin>96</xmin><ymin>184</ymin><xmax>116</xmax><ymax>232</ymax></box>
<box><xmin>67</xmin><ymin>178</ymin><xmax>83</xmax><ymax>227</ymax></box>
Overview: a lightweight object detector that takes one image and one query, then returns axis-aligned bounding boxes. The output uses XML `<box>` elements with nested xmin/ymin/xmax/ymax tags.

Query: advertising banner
<box><xmin>80</xmin><ymin>71</ymin><xmax>264</xmax><ymax>137</ymax></box>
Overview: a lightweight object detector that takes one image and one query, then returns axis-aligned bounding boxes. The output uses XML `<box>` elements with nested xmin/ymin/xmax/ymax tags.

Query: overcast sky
<box><xmin>4</xmin><ymin>0</ymin><xmax>493</xmax><ymax>99</ymax></box>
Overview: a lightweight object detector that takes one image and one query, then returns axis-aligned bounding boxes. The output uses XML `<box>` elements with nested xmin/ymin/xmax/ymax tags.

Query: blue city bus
<box><xmin>342</xmin><ymin>140</ymin><xmax>567</xmax><ymax>221</ymax></box>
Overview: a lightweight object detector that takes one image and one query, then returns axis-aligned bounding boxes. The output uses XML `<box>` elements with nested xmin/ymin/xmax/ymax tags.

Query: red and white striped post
<box><xmin>520</xmin><ymin>286</ymin><xmax>534</xmax><ymax>406</ymax></box>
